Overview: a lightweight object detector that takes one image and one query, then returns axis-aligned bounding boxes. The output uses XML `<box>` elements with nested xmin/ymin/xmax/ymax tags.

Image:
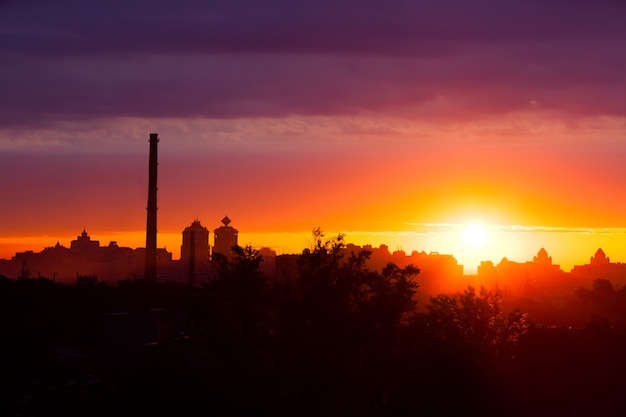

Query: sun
<box><xmin>462</xmin><ymin>223</ymin><xmax>488</xmax><ymax>247</ymax></box>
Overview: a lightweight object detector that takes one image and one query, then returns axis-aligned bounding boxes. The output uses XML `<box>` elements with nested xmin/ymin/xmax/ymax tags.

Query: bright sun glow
<box><xmin>462</xmin><ymin>223</ymin><xmax>488</xmax><ymax>247</ymax></box>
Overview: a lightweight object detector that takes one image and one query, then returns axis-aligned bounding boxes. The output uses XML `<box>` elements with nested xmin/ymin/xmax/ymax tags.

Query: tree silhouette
<box><xmin>7</xmin><ymin>236</ymin><xmax>626</xmax><ymax>416</ymax></box>
<box><xmin>575</xmin><ymin>278</ymin><xmax>626</xmax><ymax>326</ymax></box>
<box><xmin>275</xmin><ymin>228</ymin><xmax>420</xmax><ymax>413</ymax></box>
<box><xmin>202</xmin><ymin>244</ymin><xmax>270</xmax><ymax>357</ymax></box>
<box><xmin>426</xmin><ymin>286</ymin><xmax>529</xmax><ymax>356</ymax></box>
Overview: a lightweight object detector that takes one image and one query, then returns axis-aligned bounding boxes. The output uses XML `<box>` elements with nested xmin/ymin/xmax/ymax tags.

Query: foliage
<box><xmin>208</xmin><ymin>244</ymin><xmax>267</xmax><ymax>295</ymax></box>
<box><xmin>6</xmin><ymin>242</ymin><xmax>626</xmax><ymax>416</ymax></box>
<box><xmin>273</xmin><ymin>228</ymin><xmax>421</xmax><ymax>412</ymax></box>
<box><xmin>575</xmin><ymin>278</ymin><xmax>626</xmax><ymax>326</ymax></box>
<box><xmin>294</xmin><ymin>227</ymin><xmax>419</xmax><ymax>332</ymax></box>
<box><xmin>201</xmin><ymin>245</ymin><xmax>270</xmax><ymax>353</ymax></box>
<box><xmin>426</xmin><ymin>286</ymin><xmax>530</xmax><ymax>355</ymax></box>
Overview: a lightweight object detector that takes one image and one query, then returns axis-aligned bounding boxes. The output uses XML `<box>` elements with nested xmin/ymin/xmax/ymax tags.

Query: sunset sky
<box><xmin>1</xmin><ymin>0</ymin><xmax>625</xmax><ymax>273</ymax></box>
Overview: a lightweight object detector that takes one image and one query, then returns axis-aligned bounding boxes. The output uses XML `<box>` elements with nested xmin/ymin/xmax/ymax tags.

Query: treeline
<box><xmin>2</xmin><ymin>229</ymin><xmax>626</xmax><ymax>416</ymax></box>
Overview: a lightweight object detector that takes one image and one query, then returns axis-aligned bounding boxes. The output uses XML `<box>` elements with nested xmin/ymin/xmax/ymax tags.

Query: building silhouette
<box><xmin>258</xmin><ymin>246</ymin><xmax>277</xmax><ymax>278</ymax></box>
<box><xmin>271</xmin><ymin>243</ymin><xmax>464</xmax><ymax>304</ymax></box>
<box><xmin>180</xmin><ymin>219</ymin><xmax>210</xmax><ymax>285</ymax></box>
<box><xmin>213</xmin><ymin>216</ymin><xmax>238</xmax><ymax>260</ymax></box>
<box><xmin>342</xmin><ymin>243</ymin><xmax>465</xmax><ymax>297</ymax></box>
<box><xmin>570</xmin><ymin>248</ymin><xmax>626</xmax><ymax>289</ymax></box>
<box><xmin>477</xmin><ymin>247</ymin><xmax>568</xmax><ymax>298</ymax></box>
<box><xmin>0</xmin><ymin>229</ymin><xmax>172</xmax><ymax>284</ymax></box>
<box><xmin>181</xmin><ymin>220</ymin><xmax>210</xmax><ymax>266</ymax></box>
<box><xmin>71</xmin><ymin>229</ymin><xmax>100</xmax><ymax>253</ymax></box>
<box><xmin>0</xmin><ymin>218</ymin><xmax>243</xmax><ymax>285</ymax></box>
<box><xmin>2</xmin><ymin>221</ymin><xmax>625</xmax><ymax>299</ymax></box>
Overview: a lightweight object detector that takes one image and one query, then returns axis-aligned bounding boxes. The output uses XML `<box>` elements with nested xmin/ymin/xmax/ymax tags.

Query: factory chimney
<box><xmin>144</xmin><ymin>133</ymin><xmax>159</xmax><ymax>280</ymax></box>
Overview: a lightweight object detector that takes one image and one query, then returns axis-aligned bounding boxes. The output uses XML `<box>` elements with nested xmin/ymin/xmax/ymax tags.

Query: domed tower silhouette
<box><xmin>212</xmin><ymin>216</ymin><xmax>239</xmax><ymax>260</ymax></box>
<box><xmin>590</xmin><ymin>248</ymin><xmax>609</xmax><ymax>265</ymax></box>
<box><xmin>533</xmin><ymin>247</ymin><xmax>552</xmax><ymax>265</ymax></box>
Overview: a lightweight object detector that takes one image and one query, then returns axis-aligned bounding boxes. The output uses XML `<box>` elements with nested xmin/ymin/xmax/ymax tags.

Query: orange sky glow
<box><xmin>1</xmin><ymin>1</ymin><xmax>624</xmax><ymax>276</ymax></box>
<box><xmin>2</xmin><ymin>114</ymin><xmax>625</xmax><ymax>274</ymax></box>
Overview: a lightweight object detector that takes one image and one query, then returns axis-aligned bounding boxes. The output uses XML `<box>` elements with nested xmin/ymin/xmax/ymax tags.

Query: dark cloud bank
<box><xmin>1</xmin><ymin>0</ymin><xmax>624</xmax><ymax>126</ymax></box>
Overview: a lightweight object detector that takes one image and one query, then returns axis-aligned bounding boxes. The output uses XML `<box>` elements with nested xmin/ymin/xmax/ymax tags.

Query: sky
<box><xmin>1</xmin><ymin>0</ymin><xmax>625</xmax><ymax>273</ymax></box>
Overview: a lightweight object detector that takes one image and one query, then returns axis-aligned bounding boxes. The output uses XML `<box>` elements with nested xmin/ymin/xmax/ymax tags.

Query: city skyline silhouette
<box><xmin>1</xmin><ymin>1</ymin><xmax>625</xmax><ymax>415</ymax></box>
<box><xmin>1</xmin><ymin>1</ymin><xmax>625</xmax><ymax>278</ymax></box>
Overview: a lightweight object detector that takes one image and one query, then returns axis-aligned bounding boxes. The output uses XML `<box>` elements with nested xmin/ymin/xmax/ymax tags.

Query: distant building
<box><xmin>476</xmin><ymin>248</ymin><xmax>568</xmax><ymax>298</ymax></box>
<box><xmin>341</xmin><ymin>244</ymin><xmax>465</xmax><ymax>296</ymax></box>
<box><xmin>71</xmin><ymin>229</ymin><xmax>100</xmax><ymax>253</ymax></box>
<box><xmin>0</xmin><ymin>230</ymin><xmax>173</xmax><ymax>284</ymax></box>
<box><xmin>272</xmin><ymin>243</ymin><xmax>463</xmax><ymax>304</ymax></box>
<box><xmin>258</xmin><ymin>246</ymin><xmax>277</xmax><ymax>278</ymax></box>
<box><xmin>570</xmin><ymin>248</ymin><xmax>626</xmax><ymax>289</ymax></box>
<box><xmin>591</xmin><ymin>248</ymin><xmax>609</xmax><ymax>266</ymax></box>
<box><xmin>213</xmin><ymin>216</ymin><xmax>239</xmax><ymax>260</ymax></box>
<box><xmin>274</xmin><ymin>253</ymin><xmax>300</xmax><ymax>284</ymax></box>
<box><xmin>181</xmin><ymin>220</ymin><xmax>210</xmax><ymax>268</ymax></box>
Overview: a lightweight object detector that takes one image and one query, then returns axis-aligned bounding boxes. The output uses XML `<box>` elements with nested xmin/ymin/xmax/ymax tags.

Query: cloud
<box><xmin>400</xmin><ymin>223</ymin><xmax>626</xmax><ymax>240</ymax></box>
<box><xmin>493</xmin><ymin>225</ymin><xmax>626</xmax><ymax>235</ymax></box>
<box><xmin>3</xmin><ymin>1</ymin><xmax>624</xmax><ymax>57</ymax></box>
<box><xmin>0</xmin><ymin>0</ymin><xmax>624</xmax><ymax>127</ymax></box>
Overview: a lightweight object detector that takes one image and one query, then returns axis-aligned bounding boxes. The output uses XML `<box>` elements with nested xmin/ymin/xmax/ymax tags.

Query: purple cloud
<box><xmin>0</xmin><ymin>0</ymin><xmax>624</xmax><ymax>126</ymax></box>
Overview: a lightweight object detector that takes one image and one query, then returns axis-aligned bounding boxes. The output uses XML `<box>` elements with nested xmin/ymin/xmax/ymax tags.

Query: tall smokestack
<box><xmin>144</xmin><ymin>133</ymin><xmax>159</xmax><ymax>280</ymax></box>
